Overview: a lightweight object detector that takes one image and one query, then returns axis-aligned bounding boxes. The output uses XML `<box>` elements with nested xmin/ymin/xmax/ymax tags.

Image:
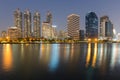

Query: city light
<box><xmin>52</xmin><ymin>25</ymin><xmax>57</xmax><ymax>27</ymax></box>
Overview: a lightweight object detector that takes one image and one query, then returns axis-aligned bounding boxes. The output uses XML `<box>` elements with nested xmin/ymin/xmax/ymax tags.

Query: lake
<box><xmin>0</xmin><ymin>43</ymin><xmax>120</xmax><ymax>80</ymax></box>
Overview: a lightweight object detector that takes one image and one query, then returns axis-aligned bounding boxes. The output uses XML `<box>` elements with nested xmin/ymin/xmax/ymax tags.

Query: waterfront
<box><xmin>0</xmin><ymin>43</ymin><xmax>120</xmax><ymax>80</ymax></box>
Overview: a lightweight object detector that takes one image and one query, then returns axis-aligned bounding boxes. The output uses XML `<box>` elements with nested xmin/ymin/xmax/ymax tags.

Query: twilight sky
<box><xmin>0</xmin><ymin>0</ymin><xmax>120</xmax><ymax>33</ymax></box>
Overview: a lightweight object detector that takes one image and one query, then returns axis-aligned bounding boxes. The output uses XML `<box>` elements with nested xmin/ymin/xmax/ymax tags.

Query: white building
<box><xmin>67</xmin><ymin>14</ymin><xmax>80</xmax><ymax>40</ymax></box>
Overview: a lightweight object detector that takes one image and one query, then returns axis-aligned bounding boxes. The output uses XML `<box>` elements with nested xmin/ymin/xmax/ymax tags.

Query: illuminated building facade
<box><xmin>85</xmin><ymin>12</ymin><xmax>98</xmax><ymax>38</ymax></box>
<box><xmin>58</xmin><ymin>30</ymin><xmax>68</xmax><ymax>39</ymax></box>
<box><xmin>14</xmin><ymin>8</ymin><xmax>22</xmax><ymax>38</ymax></box>
<box><xmin>67</xmin><ymin>14</ymin><xmax>80</xmax><ymax>40</ymax></box>
<box><xmin>33</xmin><ymin>12</ymin><xmax>40</xmax><ymax>38</ymax></box>
<box><xmin>51</xmin><ymin>25</ymin><xmax>57</xmax><ymax>38</ymax></box>
<box><xmin>8</xmin><ymin>27</ymin><xmax>21</xmax><ymax>39</ymax></box>
<box><xmin>24</xmin><ymin>9</ymin><xmax>32</xmax><ymax>38</ymax></box>
<box><xmin>41</xmin><ymin>12</ymin><xmax>56</xmax><ymax>39</ymax></box>
<box><xmin>42</xmin><ymin>22</ymin><xmax>52</xmax><ymax>39</ymax></box>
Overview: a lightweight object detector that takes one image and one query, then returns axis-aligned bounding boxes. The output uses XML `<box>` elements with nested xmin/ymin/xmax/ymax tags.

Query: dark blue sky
<box><xmin>0</xmin><ymin>0</ymin><xmax>120</xmax><ymax>33</ymax></box>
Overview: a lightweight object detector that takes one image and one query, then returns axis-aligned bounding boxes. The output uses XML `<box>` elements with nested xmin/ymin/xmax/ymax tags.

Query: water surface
<box><xmin>0</xmin><ymin>43</ymin><xmax>120</xmax><ymax>80</ymax></box>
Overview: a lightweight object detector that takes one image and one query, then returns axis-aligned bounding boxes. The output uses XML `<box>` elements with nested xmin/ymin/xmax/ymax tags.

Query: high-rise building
<box><xmin>100</xmin><ymin>16</ymin><xmax>109</xmax><ymax>39</ymax></box>
<box><xmin>85</xmin><ymin>12</ymin><xmax>98</xmax><ymax>39</ymax></box>
<box><xmin>46</xmin><ymin>11</ymin><xmax>52</xmax><ymax>25</ymax></box>
<box><xmin>33</xmin><ymin>11</ymin><xmax>40</xmax><ymax>38</ymax></box>
<box><xmin>67</xmin><ymin>14</ymin><xmax>80</xmax><ymax>40</ymax></box>
<box><xmin>41</xmin><ymin>11</ymin><xmax>56</xmax><ymax>39</ymax></box>
<box><xmin>79</xmin><ymin>30</ymin><xmax>85</xmax><ymax>41</ymax></box>
<box><xmin>42</xmin><ymin>22</ymin><xmax>52</xmax><ymax>39</ymax></box>
<box><xmin>24</xmin><ymin>9</ymin><xmax>32</xmax><ymax>38</ymax></box>
<box><xmin>105</xmin><ymin>21</ymin><xmax>113</xmax><ymax>39</ymax></box>
<box><xmin>14</xmin><ymin>8</ymin><xmax>22</xmax><ymax>38</ymax></box>
<box><xmin>100</xmin><ymin>16</ymin><xmax>113</xmax><ymax>40</ymax></box>
<box><xmin>51</xmin><ymin>25</ymin><xmax>57</xmax><ymax>38</ymax></box>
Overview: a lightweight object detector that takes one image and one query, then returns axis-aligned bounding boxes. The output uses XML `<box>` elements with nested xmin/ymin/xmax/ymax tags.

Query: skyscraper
<box><xmin>79</xmin><ymin>30</ymin><xmax>85</xmax><ymax>41</ymax></box>
<box><xmin>100</xmin><ymin>16</ymin><xmax>113</xmax><ymax>40</ymax></box>
<box><xmin>85</xmin><ymin>12</ymin><xmax>98</xmax><ymax>38</ymax></box>
<box><xmin>24</xmin><ymin>9</ymin><xmax>32</xmax><ymax>38</ymax></box>
<box><xmin>67</xmin><ymin>14</ymin><xmax>80</xmax><ymax>40</ymax></box>
<box><xmin>14</xmin><ymin>8</ymin><xmax>22</xmax><ymax>38</ymax></box>
<box><xmin>100</xmin><ymin>16</ymin><xmax>109</xmax><ymax>39</ymax></box>
<box><xmin>41</xmin><ymin>11</ymin><xmax>55</xmax><ymax>39</ymax></box>
<box><xmin>42</xmin><ymin>22</ymin><xmax>52</xmax><ymax>39</ymax></box>
<box><xmin>46</xmin><ymin>11</ymin><xmax>52</xmax><ymax>25</ymax></box>
<box><xmin>33</xmin><ymin>11</ymin><xmax>40</xmax><ymax>38</ymax></box>
<box><xmin>105</xmin><ymin>21</ymin><xmax>113</xmax><ymax>39</ymax></box>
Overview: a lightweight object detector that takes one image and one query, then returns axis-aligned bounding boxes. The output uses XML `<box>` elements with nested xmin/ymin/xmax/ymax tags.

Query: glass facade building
<box><xmin>105</xmin><ymin>21</ymin><xmax>113</xmax><ymax>38</ymax></box>
<box><xmin>100</xmin><ymin>16</ymin><xmax>113</xmax><ymax>40</ymax></box>
<box><xmin>85</xmin><ymin>12</ymin><xmax>98</xmax><ymax>38</ymax></box>
<box><xmin>79</xmin><ymin>30</ymin><xmax>84</xmax><ymax>41</ymax></box>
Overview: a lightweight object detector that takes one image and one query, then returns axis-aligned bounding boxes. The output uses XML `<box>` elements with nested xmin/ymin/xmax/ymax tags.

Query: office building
<box><xmin>79</xmin><ymin>30</ymin><xmax>85</xmax><ymax>41</ymax></box>
<box><xmin>100</xmin><ymin>16</ymin><xmax>113</xmax><ymax>40</ymax></box>
<box><xmin>67</xmin><ymin>14</ymin><xmax>80</xmax><ymax>40</ymax></box>
<box><xmin>85</xmin><ymin>12</ymin><xmax>98</xmax><ymax>38</ymax></box>
<box><xmin>100</xmin><ymin>16</ymin><xmax>109</xmax><ymax>39</ymax></box>
<box><xmin>33</xmin><ymin>11</ymin><xmax>40</xmax><ymax>38</ymax></box>
<box><xmin>24</xmin><ymin>9</ymin><xmax>32</xmax><ymax>38</ymax></box>
<box><xmin>105</xmin><ymin>21</ymin><xmax>113</xmax><ymax>39</ymax></box>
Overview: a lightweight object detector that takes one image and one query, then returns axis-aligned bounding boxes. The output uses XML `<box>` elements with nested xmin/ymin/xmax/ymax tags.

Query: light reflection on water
<box><xmin>0</xmin><ymin>43</ymin><xmax>120</xmax><ymax>80</ymax></box>
<box><xmin>49</xmin><ymin>44</ymin><xmax>59</xmax><ymax>71</ymax></box>
<box><xmin>92</xmin><ymin>43</ymin><xmax>97</xmax><ymax>68</ymax></box>
<box><xmin>2</xmin><ymin>44</ymin><xmax>13</xmax><ymax>72</ymax></box>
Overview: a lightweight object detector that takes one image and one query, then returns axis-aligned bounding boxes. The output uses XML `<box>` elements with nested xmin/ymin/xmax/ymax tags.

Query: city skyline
<box><xmin>1</xmin><ymin>0</ymin><xmax>120</xmax><ymax>33</ymax></box>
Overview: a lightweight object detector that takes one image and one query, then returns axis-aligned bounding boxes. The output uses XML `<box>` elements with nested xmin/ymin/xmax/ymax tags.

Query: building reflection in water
<box><xmin>97</xmin><ymin>43</ymin><xmax>104</xmax><ymax>67</ymax></box>
<box><xmin>49</xmin><ymin>44</ymin><xmax>60</xmax><ymax>72</ymax></box>
<box><xmin>98</xmin><ymin>43</ymin><xmax>107</xmax><ymax>74</ymax></box>
<box><xmin>110</xmin><ymin>43</ymin><xmax>118</xmax><ymax>70</ymax></box>
<box><xmin>40</xmin><ymin>44</ymin><xmax>51</xmax><ymax>64</ymax></box>
<box><xmin>70</xmin><ymin>44</ymin><xmax>74</xmax><ymax>60</ymax></box>
<box><xmin>2</xmin><ymin>44</ymin><xmax>13</xmax><ymax>72</ymax></box>
<box><xmin>85</xmin><ymin>43</ymin><xmax>98</xmax><ymax>80</ymax></box>
<box><xmin>64</xmin><ymin>44</ymin><xmax>70</xmax><ymax>62</ymax></box>
<box><xmin>86</xmin><ymin>43</ymin><xmax>98</xmax><ymax>67</ymax></box>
